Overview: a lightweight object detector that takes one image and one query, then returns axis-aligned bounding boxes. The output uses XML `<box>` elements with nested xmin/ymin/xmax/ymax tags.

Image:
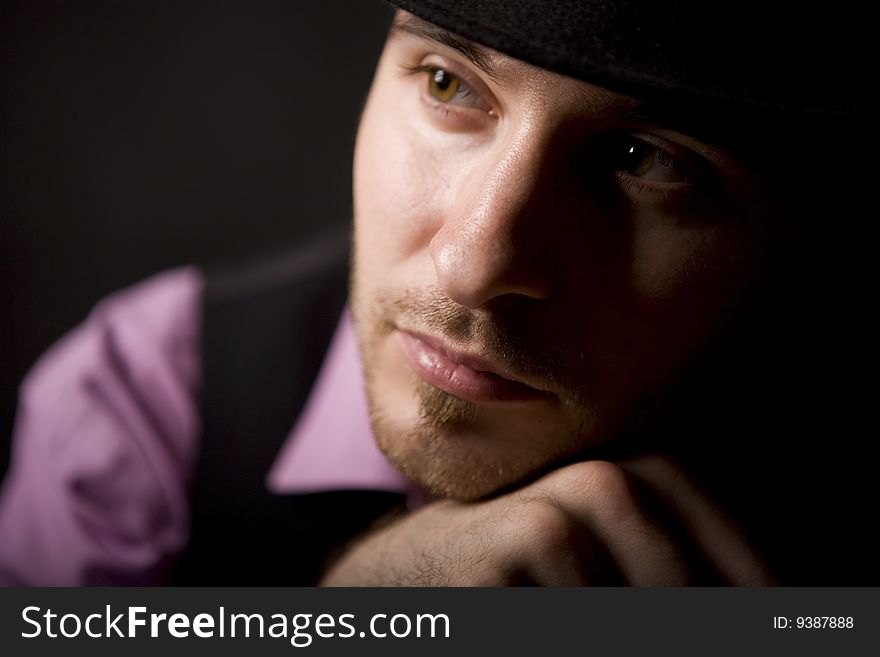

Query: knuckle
<box><xmin>574</xmin><ymin>460</ymin><xmax>642</xmax><ymax>523</ymax></box>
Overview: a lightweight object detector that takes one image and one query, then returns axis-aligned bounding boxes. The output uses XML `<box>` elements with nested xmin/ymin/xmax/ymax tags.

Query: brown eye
<box><xmin>427</xmin><ymin>68</ymin><xmax>460</xmax><ymax>103</ymax></box>
<box><xmin>621</xmin><ymin>140</ymin><xmax>689</xmax><ymax>183</ymax></box>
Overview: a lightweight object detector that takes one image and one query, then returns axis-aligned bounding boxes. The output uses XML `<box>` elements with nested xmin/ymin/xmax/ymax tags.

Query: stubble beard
<box><xmin>350</xmin><ymin>284</ymin><xmax>740</xmax><ymax>501</ymax></box>
<box><xmin>350</xmin><ymin>275</ymin><xmax>604</xmax><ymax>500</ymax></box>
<box><xmin>353</xmin><ymin>295</ymin><xmax>504</xmax><ymax>500</ymax></box>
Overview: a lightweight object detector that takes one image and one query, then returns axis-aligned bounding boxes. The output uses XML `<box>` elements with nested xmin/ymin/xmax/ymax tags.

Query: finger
<box><xmin>532</xmin><ymin>461</ymin><xmax>699</xmax><ymax>585</ymax></box>
<box><xmin>494</xmin><ymin>492</ymin><xmax>622</xmax><ymax>586</ymax></box>
<box><xmin>621</xmin><ymin>454</ymin><xmax>778</xmax><ymax>585</ymax></box>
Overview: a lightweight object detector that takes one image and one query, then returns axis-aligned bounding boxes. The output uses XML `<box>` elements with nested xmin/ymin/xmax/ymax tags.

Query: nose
<box><xmin>428</xmin><ymin>135</ymin><xmax>556</xmax><ymax>309</ymax></box>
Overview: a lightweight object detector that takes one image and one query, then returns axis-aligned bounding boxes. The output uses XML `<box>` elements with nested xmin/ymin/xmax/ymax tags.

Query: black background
<box><xmin>0</xmin><ymin>0</ymin><xmax>393</xmax><ymax>475</ymax></box>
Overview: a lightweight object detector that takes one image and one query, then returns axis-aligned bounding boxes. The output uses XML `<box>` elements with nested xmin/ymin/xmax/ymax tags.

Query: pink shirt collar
<box><xmin>266</xmin><ymin>310</ymin><xmax>412</xmax><ymax>495</ymax></box>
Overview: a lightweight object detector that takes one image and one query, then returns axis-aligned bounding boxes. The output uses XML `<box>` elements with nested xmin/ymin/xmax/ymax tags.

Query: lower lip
<box><xmin>396</xmin><ymin>331</ymin><xmax>550</xmax><ymax>404</ymax></box>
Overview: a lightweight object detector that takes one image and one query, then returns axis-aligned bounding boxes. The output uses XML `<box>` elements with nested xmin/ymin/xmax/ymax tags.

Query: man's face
<box><xmin>351</xmin><ymin>13</ymin><xmax>789</xmax><ymax>500</ymax></box>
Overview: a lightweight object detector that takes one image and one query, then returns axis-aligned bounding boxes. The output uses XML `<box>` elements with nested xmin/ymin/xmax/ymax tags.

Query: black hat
<box><xmin>388</xmin><ymin>0</ymin><xmax>875</xmax><ymax>120</ymax></box>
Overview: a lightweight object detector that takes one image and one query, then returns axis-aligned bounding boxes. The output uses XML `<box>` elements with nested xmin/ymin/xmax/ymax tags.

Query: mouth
<box><xmin>396</xmin><ymin>329</ymin><xmax>554</xmax><ymax>404</ymax></box>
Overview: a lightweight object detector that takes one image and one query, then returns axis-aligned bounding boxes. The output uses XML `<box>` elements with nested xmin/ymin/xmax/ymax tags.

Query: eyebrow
<box><xmin>389</xmin><ymin>13</ymin><xmax>506</xmax><ymax>85</ymax></box>
<box><xmin>388</xmin><ymin>13</ymin><xmax>743</xmax><ymax>161</ymax></box>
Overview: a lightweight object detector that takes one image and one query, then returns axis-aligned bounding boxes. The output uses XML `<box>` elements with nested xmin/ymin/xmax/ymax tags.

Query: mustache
<box><xmin>377</xmin><ymin>287</ymin><xmax>582</xmax><ymax>394</ymax></box>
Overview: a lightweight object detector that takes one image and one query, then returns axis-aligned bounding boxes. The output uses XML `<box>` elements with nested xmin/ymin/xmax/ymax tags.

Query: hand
<box><xmin>320</xmin><ymin>456</ymin><xmax>777</xmax><ymax>586</ymax></box>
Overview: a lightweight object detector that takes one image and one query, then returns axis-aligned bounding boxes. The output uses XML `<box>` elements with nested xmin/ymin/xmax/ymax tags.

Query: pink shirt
<box><xmin>0</xmin><ymin>267</ymin><xmax>410</xmax><ymax>586</ymax></box>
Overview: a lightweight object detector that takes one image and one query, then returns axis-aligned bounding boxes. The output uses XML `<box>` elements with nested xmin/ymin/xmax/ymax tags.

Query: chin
<box><xmin>367</xmin><ymin>389</ymin><xmax>587</xmax><ymax>502</ymax></box>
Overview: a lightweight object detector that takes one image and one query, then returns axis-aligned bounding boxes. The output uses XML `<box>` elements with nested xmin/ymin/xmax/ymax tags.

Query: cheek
<box><xmin>620</xmin><ymin>218</ymin><xmax>767</xmax><ymax>362</ymax></box>
<box><xmin>354</xmin><ymin>89</ymin><xmax>453</xmax><ymax>271</ymax></box>
<box><xmin>629</xmin><ymin>222</ymin><xmax>715</xmax><ymax>301</ymax></box>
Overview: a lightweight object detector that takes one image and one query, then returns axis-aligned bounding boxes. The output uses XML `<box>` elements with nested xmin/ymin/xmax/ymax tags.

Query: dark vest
<box><xmin>174</xmin><ymin>229</ymin><xmax>405</xmax><ymax>585</ymax></box>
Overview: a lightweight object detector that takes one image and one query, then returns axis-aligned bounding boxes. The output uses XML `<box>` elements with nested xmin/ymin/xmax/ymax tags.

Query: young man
<box><xmin>1</xmin><ymin>1</ymin><xmax>875</xmax><ymax>585</ymax></box>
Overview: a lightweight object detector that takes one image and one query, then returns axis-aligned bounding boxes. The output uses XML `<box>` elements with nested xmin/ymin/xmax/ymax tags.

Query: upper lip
<box><xmin>399</xmin><ymin>328</ymin><xmax>548</xmax><ymax>393</ymax></box>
